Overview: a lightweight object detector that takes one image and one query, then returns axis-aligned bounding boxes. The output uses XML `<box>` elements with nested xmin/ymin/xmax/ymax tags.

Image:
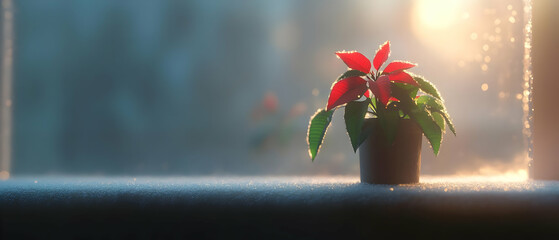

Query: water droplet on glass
<box><xmin>511</xmin><ymin>0</ymin><xmax>533</xmax><ymax>179</ymax></box>
<box><xmin>509</xmin><ymin>16</ymin><xmax>516</xmax><ymax>23</ymax></box>
<box><xmin>481</xmin><ymin>83</ymin><xmax>489</xmax><ymax>91</ymax></box>
<box><xmin>470</xmin><ymin>32</ymin><xmax>478</xmax><ymax>40</ymax></box>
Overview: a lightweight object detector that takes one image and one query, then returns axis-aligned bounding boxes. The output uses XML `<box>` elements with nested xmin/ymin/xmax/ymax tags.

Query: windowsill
<box><xmin>1</xmin><ymin>176</ymin><xmax>559</xmax><ymax>238</ymax></box>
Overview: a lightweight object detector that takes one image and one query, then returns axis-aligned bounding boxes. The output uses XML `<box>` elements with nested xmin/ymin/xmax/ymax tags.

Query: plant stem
<box><xmin>369</xmin><ymin>102</ymin><xmax>377</xmax><ymax>113</ymax></box>
<box><xmin>367</xmin><ymin>110</ymin><xmax>377</xmax><ymax>117</ymax></box>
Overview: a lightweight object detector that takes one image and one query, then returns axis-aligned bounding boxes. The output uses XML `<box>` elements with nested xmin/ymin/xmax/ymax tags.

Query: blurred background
<box><xmin>0</xmin><ymin>0</ymin><xmax>529</xmax><ymax>176</ymax></box>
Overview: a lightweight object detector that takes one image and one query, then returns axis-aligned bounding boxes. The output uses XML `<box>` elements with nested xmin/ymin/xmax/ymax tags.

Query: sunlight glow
<box><xmin>424</xmin><ymin>170</ymin><xmax>528</xmax><ymax>183</ymax></box>
<box><xmin>422</xmin><ymin>173</ymin><xmax>527</xmax><ymax>184</ymax></box>
<box><xmin>411</xmin><ymin>0</ymin><xmax>474</xmax><ymax>59</ymax></box>
<box><xmin>414</xmin><ymin>0</ymin><xmax>461</xmax><ymax>30</ymax></box>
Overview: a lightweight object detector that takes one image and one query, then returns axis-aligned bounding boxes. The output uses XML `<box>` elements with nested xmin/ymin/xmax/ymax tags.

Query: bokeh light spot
<box><xmin>481</xmin><ymin>83</ymin><xmax>489</xmax><ymax>91</ymax></box>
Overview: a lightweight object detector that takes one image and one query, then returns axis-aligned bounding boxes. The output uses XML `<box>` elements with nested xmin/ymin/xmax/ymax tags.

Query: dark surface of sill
<box><xmin>1</xmin><ymin>176</ymin><xmax>559</xmax><ymax>238</ymax></box>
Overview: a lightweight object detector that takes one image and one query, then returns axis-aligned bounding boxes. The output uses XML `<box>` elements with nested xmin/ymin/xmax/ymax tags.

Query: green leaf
<box><xmin>390</xmin><ymin>85</ymin><xmax>413</xmax><ymax>115</ymax></box>
<box><xmin>432</xmin><ymin>111</ymin><xmax>445</xmax><ymax>133</ymax></box>
<box><xmin>379</xmin><ymin>106</ymin><xmax>400</xmax><ymax>145</ymax></box>
<box><xmin>416</xmin><ymin>95</ymin><xmax>444</xmax><ymax>111</ymax></box>
<box><xmin>307</xmin><ymin>109</ymin><xmax>334</xmax><ymax>161</ymax></box>
<box><xmin>400</xmin><ymin>110</ymin><xmax>410</xmax><ymax>119</ymax></box>
<box><xmin>392</xmin><ymin>87</ymin><xmax>442</xmax><ymax>155</ymax></box>
<box><xmin>412</xmin><ymin>75</ymin><xmax>443</xmax><ymax>100</ymax></box>
<box><xmin>337</xmin><ymin>70</ymin><xmax>367</xmax><ymax>81</ymax></box>
<box><xmin>417</xmin><ymin>95</ymin><xmax>456</xmax><ymax>136</ymax></box>
<box><xmin>411</xmin><ymin>106</ymin><xmax>442</xmax><ymax>155</ymax></box>
<box><xmin>393</xmin><ymin>82</ymin><xmax>419</xmax><ymax>99</ymax></box>
<box><xmin>344</xmin><ymin>101</ymin><xmax>369</xmax><ymax>152</ymax></box>
<box><xmin>436</xmin><ymin>110</ymin><xmax>456</xmax><ymax>136</ymax></box>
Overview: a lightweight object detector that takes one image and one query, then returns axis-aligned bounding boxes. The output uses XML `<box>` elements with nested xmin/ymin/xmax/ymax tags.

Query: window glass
<box><xmin>3</xmin><ymin>0</ymin><xmax>529</xmax><ymax>176</ymax></box>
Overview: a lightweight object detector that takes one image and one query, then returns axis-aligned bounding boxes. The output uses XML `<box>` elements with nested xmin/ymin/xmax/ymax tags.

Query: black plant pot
<box><xmin>359</xmin><ymin>118</ymin><xmax>422</xmax><ymax>184</ymax></box>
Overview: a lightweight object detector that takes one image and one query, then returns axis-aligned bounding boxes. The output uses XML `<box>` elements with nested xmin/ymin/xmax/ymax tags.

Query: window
<box><xmin>0</xmin><ymin>0</ymin><xmax>532</xmax><ymax>178</ymax></box>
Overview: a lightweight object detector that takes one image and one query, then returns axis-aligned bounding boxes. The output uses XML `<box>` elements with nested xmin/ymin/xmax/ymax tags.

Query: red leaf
<box><xmin>335</xmin><ymin>51</ymin><xmax>371</xmax><ymax>74</ymax></box>
<box><xmin>373</xmin><ymin>41</ymin><xmax>390</xmax><ymax>71</ymax></box>
<box><xmin>383</xmin><ymin>61</ymin><xmax>416</xmax><ymax>74</ymax></box>
<box><xmin>388</xmin><ymin>71</ymin><xmax>419</xmax><ymax>86</ymax></box>
<box><xmin>326</xmin><ymin>77</ymin><xmax>367</xmax><ymax>111</ymax></box>
<box><xmin>385</xmin><ymin>95</ymin><xmax>418</xmax><ymax>102</ymax></box>
<box><xmin>369</xmin><ymin>76</ymin><xmax>391</xmax><ymax>106</ymax></box>
<box><xmin>364</xmin><ymin>89</ymin><xmax>372</xmax><ymax>98</ymax></box>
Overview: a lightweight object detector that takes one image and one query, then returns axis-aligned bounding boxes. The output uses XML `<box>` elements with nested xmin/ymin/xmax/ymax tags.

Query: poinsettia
<box><xmin>327</xmin><ymin>41</ymin><xmax>419</xmax><ymax>110</ymax></box>
<box><xmin>307</xmin><ymin>41</ymin><xmax>456</xmax><ymax>161</ymax></box>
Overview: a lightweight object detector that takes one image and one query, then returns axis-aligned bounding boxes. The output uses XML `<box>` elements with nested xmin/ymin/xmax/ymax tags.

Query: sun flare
<box><xmin>414</xmin><ymin>0</ymin><xmax>462</xmax><ymax>30</ymax></box>
<box><xmin>411</xmin><ymin>0</ymin><xmax>474</xmax><ymax>60</ymax></box>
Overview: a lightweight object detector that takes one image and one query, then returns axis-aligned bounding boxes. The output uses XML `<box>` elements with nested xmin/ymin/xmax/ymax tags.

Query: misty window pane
<box><xmin>10</xmin><ymin>0</ymin><xmax>528</xmax><ymax>176</ymax></box>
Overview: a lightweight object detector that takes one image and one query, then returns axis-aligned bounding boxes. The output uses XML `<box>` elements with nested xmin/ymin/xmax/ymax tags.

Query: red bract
<box><xmin>383</xmin><ymin>61</ymin><xmax>416</xmax><ymax>74</ymax></box>
<box><xmin>326</xmin><ymin>77</ymin><xmax>367</xmax><ymax>111</ymax></box>
<box><xmin>388</xmin><ymin>71</ymin><xmax>418</xmax><ymax>86</ymax></box>
<box><xmin>368</xmin><ymin>76</ymin><xmax>391</xmax><ymax>106</ymax></box>
<box><xmin>328</xmin><ymin>41</ymin><xmax>418</xmax><ymax>109</ymax></box>
<box><xmin>373</xmin><ymin>41</ymin><xmax>390</xmax><ymax>70</ymax></box>
<box><xmin>335</xmin><ymin>51</ymin><xmax>371</xmax><ymax>74</ymax></box>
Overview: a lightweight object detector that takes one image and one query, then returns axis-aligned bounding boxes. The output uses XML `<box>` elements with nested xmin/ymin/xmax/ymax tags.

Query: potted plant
<box><xmin>307</xmin><ymin>41</ymin><xmax>455</xmax><ymax>184</ymax></box>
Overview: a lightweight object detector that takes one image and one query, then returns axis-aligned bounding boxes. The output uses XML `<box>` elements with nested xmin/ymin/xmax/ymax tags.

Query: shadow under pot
<box><xmin>358</xmin><ymin>118</ymin><xmax>422</xmax><ymax>184</ymax></box>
